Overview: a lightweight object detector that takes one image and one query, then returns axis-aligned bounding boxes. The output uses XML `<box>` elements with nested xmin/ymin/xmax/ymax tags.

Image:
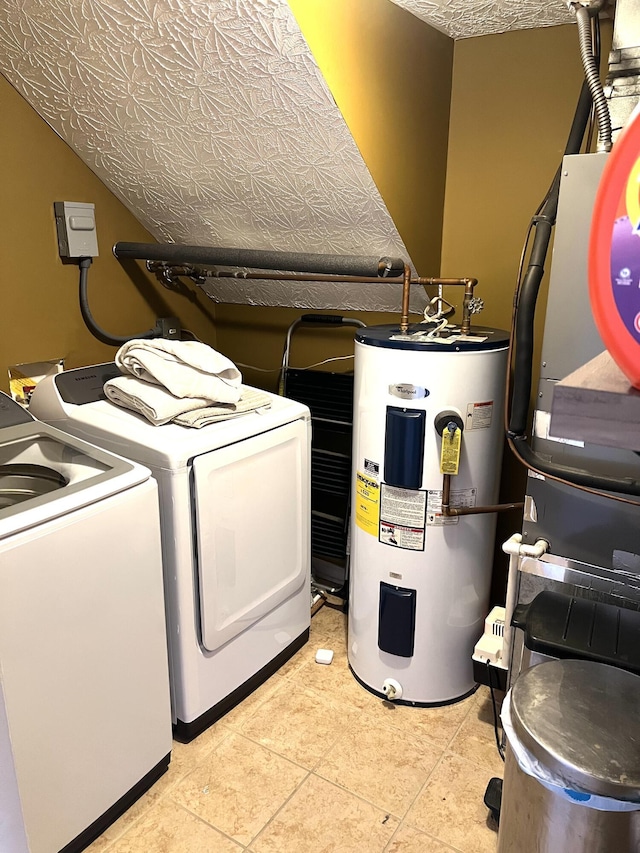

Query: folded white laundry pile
<box><xmin>104</xmin><ymin>375</ymin><xmax>210</xmax><ymax>426</ymax></box>
<box><xmin>115</xmin><ymin>338</ymin><xmax>242</xmax><ymax>403</ymax></box>
<box><xmin>173</xmin><ymin>387</ymin><xmax>273</xmax><ymax>428</ymax></box>
<box><xmin>103</xmin><ymin>339</ymin><xmax>272</xmax><ymax>427</ymax></box>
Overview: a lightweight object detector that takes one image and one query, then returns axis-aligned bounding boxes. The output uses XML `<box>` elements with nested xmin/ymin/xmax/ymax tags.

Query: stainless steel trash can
<box><xmin>497</xmin><ymin>659</ymin><xmax>640</xmax><ymax>853</ymax></box>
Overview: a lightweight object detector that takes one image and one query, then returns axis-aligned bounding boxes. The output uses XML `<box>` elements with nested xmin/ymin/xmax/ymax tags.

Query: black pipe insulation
<box><xmin>79</xmin><ymin>258</ymin><xmax>157</xmax><ymax>347</ymax></box>
<box><xmin>508</xmin><ymin>79</ymin><xmax>593</xmax><ymax>438</ymax></box>
<box><xmin>509</xmin><ymin>208</ymin><xmax>556</xmax><ymax>436</ymax></box>
<box><xmin>113</xmin><ymin>242</ymin><xmax>406</xmax><ymax>279</ymax></box>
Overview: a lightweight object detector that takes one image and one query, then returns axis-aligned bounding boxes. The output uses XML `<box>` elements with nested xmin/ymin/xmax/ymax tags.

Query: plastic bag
<box><xmin>501</xmin><ymin>690</ymin><xmax>640</xmax><ymax>812</ymax></box>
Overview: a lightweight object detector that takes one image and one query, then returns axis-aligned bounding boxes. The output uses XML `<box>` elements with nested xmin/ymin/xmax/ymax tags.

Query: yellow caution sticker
<box><xmin>355</xmin><ymin>471</ymin><xmax>380</xmax><ymax>536</ymax></box>
<box><xmin>440</xmin><ymin>425</ymin><xmax>461</xmax><ymax>475</ymax></box>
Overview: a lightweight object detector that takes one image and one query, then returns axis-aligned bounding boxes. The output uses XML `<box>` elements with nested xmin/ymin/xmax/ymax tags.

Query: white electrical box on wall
<box><xmin>54</xmin><ymin>201</ymin><xmax>99</xmax><ymax>258</ymax></box>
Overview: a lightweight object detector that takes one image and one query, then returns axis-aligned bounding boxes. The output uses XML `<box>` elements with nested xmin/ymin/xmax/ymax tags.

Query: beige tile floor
<box><xmin>88</xmin><ymin>604</ymin><xmax>503</xmax><ymax>853</ymax></box>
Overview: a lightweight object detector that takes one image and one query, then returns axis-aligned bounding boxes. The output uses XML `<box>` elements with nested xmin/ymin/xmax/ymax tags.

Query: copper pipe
<box><xmin>461</xmin><ymin>280</ymin><xmax>475</xmax><ymax>335</ymax></box>
<box><xmin>400</xmin><ymin>264</ymin><xmax>412</xmax><ymax>332</ymax></box>
<box><xmin>417</xmin><ymin>277</ymin><xmax>478</xmax><ymax>335</ymax></box>
<box><xmin>417</xmin><ymin>278</ymin><xmax>478</xmax><ymax>286</ymax></box>
<box><xmin>205</xmin><ymin>262</ymin><xmax>413</xmax><ymax>333</ymax></box>
<box><xmin>440</xmin><ymin>470</ymin><xmax>523</xmax><ymax>517</ymax></box>
<box><xmin>151</xmin><ymin>263</ymin><xmax>482</xmax><ymax>334</ymax></box>
<box><xmin>205</xmin><ymin>269</ymin><xmax>400</xmax><ymax>284</ymax></box>
<box><xmin>442</xmin><ymin>473</ymin><xmax>451</xmax><ymax>515</ymax></box>
<box><xmin>445</xmin><ymin>502</ymin><xmax>525</xmax><ymax>517</ymax></box>
<box><xmin>214</xmin><ymin>268</ymin><xmax>476</xmax><ymax>335</ymax></box>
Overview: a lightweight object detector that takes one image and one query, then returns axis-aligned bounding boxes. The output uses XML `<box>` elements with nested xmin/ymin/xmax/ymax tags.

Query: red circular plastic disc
<box><xmin>589</xmin><ymin>109</ymin><xmax>640</xmax><ymax>389</ymax></box>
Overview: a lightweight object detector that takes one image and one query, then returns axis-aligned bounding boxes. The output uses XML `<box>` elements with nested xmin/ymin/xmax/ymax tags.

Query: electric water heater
<box><xmin>348</xmin><ymin>324</ymin><xmax>509</xmax><ymax>705</ymax></box>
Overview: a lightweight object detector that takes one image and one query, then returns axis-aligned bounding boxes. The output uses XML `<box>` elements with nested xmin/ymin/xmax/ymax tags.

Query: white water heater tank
<box><xmin>348</xmin><ymin>324</ymin><xmax>509</xmax><ymax>705</ymax></box>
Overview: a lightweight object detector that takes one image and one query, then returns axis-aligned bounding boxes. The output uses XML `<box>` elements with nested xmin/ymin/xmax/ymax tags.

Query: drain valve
<box><xmin>381</xmin><ymin>678</ymin><xmax>403</xmax><ymax>701</ymax></box>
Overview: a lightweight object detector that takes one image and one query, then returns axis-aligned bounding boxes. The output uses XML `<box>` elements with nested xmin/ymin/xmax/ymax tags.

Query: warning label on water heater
<box><xmin>427</xmin><ymin>487</ymin><xmax>477</xmax><ymax>525</ymax></box>
<box><xmin>466</xmin><ymin>400</ymin><xmax>494</xmax><ymax>430</ymax></box>
<box><xmin>355</xmin><ymin>472</ymin><xmax>380</xmax><ymax>536</ymax></box>
<box><xmin>363</xmin><ymin>458</ymin><xmax>380</xmax><ymax>480</ymax></box>
<box><xmin>379</xmin><ymin>484</ymin><xmax>426</xmax><ymax>551</ymax></box>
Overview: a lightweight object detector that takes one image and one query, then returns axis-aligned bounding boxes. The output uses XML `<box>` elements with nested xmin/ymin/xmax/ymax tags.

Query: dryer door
<box><xmin>193</xmin><ymin>417</ymin><xmax>310</xmax><ymax>652</ymax></box>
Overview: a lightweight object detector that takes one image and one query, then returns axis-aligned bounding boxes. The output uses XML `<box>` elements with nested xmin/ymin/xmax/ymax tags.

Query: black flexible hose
<box><xmin>78</xmin><ymin>257</ymin><xmax>157</xmax><ymax>347</ymax></box>
<box><xmin>508</xmin><ymin>205</ymin><xmax>556</xmax><ymax>436</ymax></box>
<box><xmin>563</xmin><ymin>78</ymin><xmax>595</xmax><ymax>158</ymax></box>
<box><xmin>113</xmin><ymin>242</ymin><xmax>406</xmax><ymax>278</ymax></box>
<box><xmin>508</xmin><ymin>80</ymin><xmax>592</xmax><ymax>438</ymax></box>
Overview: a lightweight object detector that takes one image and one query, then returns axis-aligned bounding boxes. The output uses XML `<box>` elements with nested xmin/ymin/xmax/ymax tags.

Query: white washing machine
<box><xmin>0</xmin><ymin>392</ymin><xmax>171</xmax><ymax>853</ymax></box>
<box><xmin>30</xmin><ymin>363</ymin><xmax>311</xmax><ymax>742</ymax></box>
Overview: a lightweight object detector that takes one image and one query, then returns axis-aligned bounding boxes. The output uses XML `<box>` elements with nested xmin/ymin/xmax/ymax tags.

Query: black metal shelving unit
<box><xmin>280</xmin><ymin>315</ymin><xmax>363</xmax><ymax>599</ymax></box>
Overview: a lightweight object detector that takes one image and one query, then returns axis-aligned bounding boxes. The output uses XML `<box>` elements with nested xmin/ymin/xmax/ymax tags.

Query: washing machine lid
<box><xmin>0</xmin><ymin>392</ymin><xmax>35</xmax><ymax>427</ymax></box>
<box><xmin>30</xmin><ymin>365</ymin><xmax>310</xmax><ymax>470</ymax></box>
<box><xmin>0</xmin><ymin>419</ymin><xmax>151</xmax><ymax>540</ymax></box>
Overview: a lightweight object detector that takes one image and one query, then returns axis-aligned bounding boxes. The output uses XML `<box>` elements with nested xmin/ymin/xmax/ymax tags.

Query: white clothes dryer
<box><xmin>0</xmin><ymin>392</ymin><xmax>171</xmax><ymax>853</ymax></box>
<box><xmin>30</xmin><ymin>363</ymin><xmax>311</xmax><ymax>742</ymax></box>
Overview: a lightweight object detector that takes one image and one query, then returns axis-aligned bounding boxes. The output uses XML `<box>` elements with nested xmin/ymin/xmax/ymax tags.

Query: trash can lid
<box><xmin>511</xmin><ymin>659</ymin><xmax>640</xmax><ymax>801</ymax></box>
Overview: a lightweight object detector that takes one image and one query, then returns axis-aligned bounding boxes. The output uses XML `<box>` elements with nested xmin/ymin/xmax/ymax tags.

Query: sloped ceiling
<box><xmin>0</xmin><ymin>0</ymin><xmax>574</xmax><ymax>311</ymax></box>
<box><xmin>389</xmin><ymin>0</ymin><xmax>573</xmax><ymax>39</ymax></box>
<box><xmin>0</xmin><ymin>0</ymin><xmax>423</xmax><ymax>311</ymax></box>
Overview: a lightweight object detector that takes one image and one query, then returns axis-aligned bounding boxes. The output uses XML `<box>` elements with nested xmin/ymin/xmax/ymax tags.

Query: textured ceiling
<box><xmin>389</xmin><ymin>0</ymin><xmax>574</xmax><ymax>39</ymax></box>
<box><xmin>0</xmin><ymin>0</ymin><xmax>419</xmax><ymax>312</ymax></box>
<box><xmin>0</xmin><ymin>0</ymin><xmax>578</xmax><ymax>313</ymax></box>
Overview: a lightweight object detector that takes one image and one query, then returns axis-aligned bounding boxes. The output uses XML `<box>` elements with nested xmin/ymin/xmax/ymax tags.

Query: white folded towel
<box><xmin>104</xmin><ymin>375</ymin><xmax>210</xmax><ymax>426</ymax></box>
<box><xmin>115</xmin><ymin>339</ymin><xmax>242</xmax><ymax>404</ymax></box>
<box><xmin>104</xmin><ymin>378</ymin><xmax>273</xmax><ymax>428</ymax></box>
<box><xmin>173</xmin><ymin>387</ymin><xmax>272</xmax><ymax>428</ymax></box>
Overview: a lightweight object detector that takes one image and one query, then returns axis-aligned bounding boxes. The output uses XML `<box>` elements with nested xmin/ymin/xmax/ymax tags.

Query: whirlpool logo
<box><xmin>388</xmin><ymin>384</ymin><xmax>429</xmax><ymax>400</ymax></box>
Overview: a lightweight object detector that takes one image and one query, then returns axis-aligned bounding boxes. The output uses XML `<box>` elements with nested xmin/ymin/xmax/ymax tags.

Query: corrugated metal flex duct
<box><xmin>0</xmin><ymin>0</ymin><xmax>425</xmax><ymax>313</ymax></box>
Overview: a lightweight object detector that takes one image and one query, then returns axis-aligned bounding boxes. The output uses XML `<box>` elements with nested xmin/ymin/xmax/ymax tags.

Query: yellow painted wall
<box><xmin>217</xmin><ymin>0</ymin><xmax>454</xmax><ymax>389</ymax></box>
<box><xmin>442</xmin><ymin>24</ymin><xmax>592</xmax><ymax>333</ymax></box>
<box><xmin>0</xmin><ymin>74</ymin><xmax>218</xmax><ymax>395</ymax></box>
<box><xmin>287</xmin><ymin>0</ymin><xmax>453</xmax><ymax>275</ymax></box>
<box><xmin>441</xmin><ymin>22</ymin><xmax>612</xmax><ymax>599</ymax></box>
